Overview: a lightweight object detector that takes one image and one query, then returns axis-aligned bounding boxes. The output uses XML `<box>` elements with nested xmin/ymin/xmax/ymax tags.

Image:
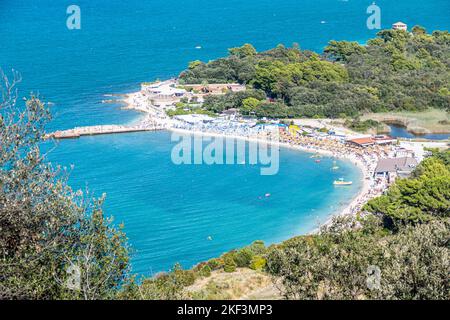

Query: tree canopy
<box><xmin>265</xmin><ymin>150</ymin><xmax>450</xmax><ymax>300</ymax></box>
<box><xmin>364</xmin><ymin>152</ymin><xmax>450</xmax><ymax>226</ymax></box>
<box><xmin>180</xmin><ymin>28</ymin><xmax>450</xmax><ymax>119</ymax></box>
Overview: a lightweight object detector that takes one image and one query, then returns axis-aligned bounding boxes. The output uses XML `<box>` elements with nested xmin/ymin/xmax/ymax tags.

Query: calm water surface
<box><xmin>1</xmin><ymin>0</ymin><xmax>449</xmax><ymax>273</ymax></box>
<box><xmin>389</xmin><ymin>125</ymin><xmax>449</xmax><ymax>141</ymax></box>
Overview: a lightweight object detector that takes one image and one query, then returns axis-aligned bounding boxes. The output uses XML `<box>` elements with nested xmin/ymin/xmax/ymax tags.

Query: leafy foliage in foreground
<box><xmin>265</xmin><ymin>150</ymin><xmax>450</xmax><ymax>300</ymax></box>
<box><xmin>0</xmin><ymin>71</ymin><xmax>130</xmax><ymax>299</ymax></box>
<box><xmin>266</xmin><ymin>216</ymin><xmax>449</xmax><ymax>300</ymax></box>
<box><xmin>180</xmin><ymin>28</ymin><xmax>450</xmax><ymax>118</ymax></box>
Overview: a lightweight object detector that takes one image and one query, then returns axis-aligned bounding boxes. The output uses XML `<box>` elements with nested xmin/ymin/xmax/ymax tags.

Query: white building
<box><xmin>141</xmin><ymin>80</ymin><xmax>190</xmax><ymax>109</ymax></box>
<box><xmin>392</xmin><ymin>22</ymin><xmax>408</xmax><ymax>31</ymax></box>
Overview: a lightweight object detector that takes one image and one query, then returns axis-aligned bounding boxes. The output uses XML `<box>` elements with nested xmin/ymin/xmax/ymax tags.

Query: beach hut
<box><xmin>347</xmin><ymin>137</ymin><xmax>375</xmax><ymax>148</ymax></box>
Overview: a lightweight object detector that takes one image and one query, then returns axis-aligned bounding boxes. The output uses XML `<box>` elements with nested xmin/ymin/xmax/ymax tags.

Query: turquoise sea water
<box><xmin>1</xmin><ymin>0</ymin><xmax>449</xmax><ymax>274</ymax></box>
<box><xmin>44</xmin><ymin>131</ymin><xmax>363</xmax><ymax>274</ymax></box>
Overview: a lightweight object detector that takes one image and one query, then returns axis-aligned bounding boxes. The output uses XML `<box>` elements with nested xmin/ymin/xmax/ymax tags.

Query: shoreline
<box><xmin>168</xmin><ymin>127</ymin><xmax>372</xmax><ymax>233</ymax></box>
<box><xmin>120</xmin><ymin>87</ymin><xmax>386</xmax><ymax>237</ymax></box>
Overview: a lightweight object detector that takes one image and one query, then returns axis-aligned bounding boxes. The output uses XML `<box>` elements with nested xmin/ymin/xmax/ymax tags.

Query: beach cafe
<box><xmin>347</xmin><ymin>135</ymin><xmax>396</xmax><ymax>148</ymax></box>
<box><xmin>347</xmin><ymin>137</ymin><xmax>376</xmax><ymax>147</ymax></box>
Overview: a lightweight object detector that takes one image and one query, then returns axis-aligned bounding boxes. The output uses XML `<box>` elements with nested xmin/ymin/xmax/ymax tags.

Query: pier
<box><xmin>48</xmin><ymin>124</ymin><xmax>164</xmax><ymax>139</ymax></box>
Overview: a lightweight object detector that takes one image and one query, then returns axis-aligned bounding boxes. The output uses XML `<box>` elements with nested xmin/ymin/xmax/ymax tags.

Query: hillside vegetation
<box><xmin>0</xmin><ymin>72</ymin><xmax>130</xmax><ymax>299</ymax></box>
<box><xmin>122</xmin><ymin>150</ymin><xmax>450</xmax><ymax>300</ymax></box>
<box><xmin>180</xmin><ymin>27</ymin><xmax>450</xmax><ymax>119</ymax></box>
<box><xmin>265</xmin><ymin>151</ymin><xmax>449</xmax><ymax>300</ymax></box>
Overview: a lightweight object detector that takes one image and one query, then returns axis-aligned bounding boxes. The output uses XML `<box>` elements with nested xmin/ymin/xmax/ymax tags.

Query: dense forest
<box><xmin>179</xmin><ymin>27</ymin><xmax>450</xmax><ymax>119</ymax></box>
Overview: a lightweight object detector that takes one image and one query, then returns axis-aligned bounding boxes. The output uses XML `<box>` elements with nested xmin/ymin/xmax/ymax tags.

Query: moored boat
<box><xmin>333</xmin><ymin>178</ymin><xmax>353</xmax><ymax>186</ymax></box>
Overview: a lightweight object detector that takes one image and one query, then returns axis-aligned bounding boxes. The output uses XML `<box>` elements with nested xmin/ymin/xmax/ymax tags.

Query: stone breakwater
<box><xmin>47</xmin><ymin>124</ymin><xmax>164</xmax><ymax>139</ymax></box>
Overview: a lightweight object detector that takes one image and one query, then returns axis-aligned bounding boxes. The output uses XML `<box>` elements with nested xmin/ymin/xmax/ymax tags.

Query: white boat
<box><xmin>333</xmin><ymin>178</ymin><xmax>353</xmax><ymax>186</ymax></box>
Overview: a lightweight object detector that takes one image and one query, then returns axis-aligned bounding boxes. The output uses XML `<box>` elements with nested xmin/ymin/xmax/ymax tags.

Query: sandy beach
<box><xmin>119</xmin><ymin>86</ymin><xmax>396</xmax><ymax>234</ymax></box>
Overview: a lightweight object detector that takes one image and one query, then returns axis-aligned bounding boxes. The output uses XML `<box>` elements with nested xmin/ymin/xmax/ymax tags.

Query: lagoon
<box><xmin>388</xmin><ymin>125</ymin><xmax>449</xmax><ymax>141</ymax></box>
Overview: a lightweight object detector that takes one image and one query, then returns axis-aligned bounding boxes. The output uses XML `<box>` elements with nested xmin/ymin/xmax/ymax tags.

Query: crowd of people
<box><xmin>132</xmin><ymin>103</ymin><xmax>418</xmax><ymax>218</ymax></box>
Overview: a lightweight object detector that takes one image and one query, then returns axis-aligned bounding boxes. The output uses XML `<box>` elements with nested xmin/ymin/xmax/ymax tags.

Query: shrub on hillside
<box><xmin>249</xmin><ymin>256</ymin><xmax>267</xmax><ymax>271</ymax></box>
<box><xmin>223</xmin><ymin>256</ymin><xmax>237</xmax><ymax>273</ymax></box>
<box><xmin>207</xmin><ymin>258</ymin><xmax>224</xmax><ymax>270</ymax></box>
<box><xmin>199</xmin><ymin>265</ymin><xmax>212</xmax><ymax>278</ymax></box>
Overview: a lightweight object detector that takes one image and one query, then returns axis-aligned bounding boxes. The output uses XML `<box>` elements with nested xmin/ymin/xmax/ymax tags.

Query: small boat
<box><xmin>333</xmin><ymin>178</ymin><xmax>353</xmax><ymax>186</ymax></box>
<box><xmin>265</xmin><ymin>193</ymin><xmax>271</xmax><ymax>198</ymax></box>
<box><xmin>315</xmin><ymin>159</ymin><xmax>321</xmax><ymax>163</ymax></box>
<box><xmin>195</xmin><ymin>45</ymin><xmax>202</xmax><ymax>49</ymax></box>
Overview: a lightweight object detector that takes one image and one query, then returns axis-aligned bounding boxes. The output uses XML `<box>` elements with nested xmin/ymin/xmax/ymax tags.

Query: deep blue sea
<box><xmin>1</xmin><ymin>0</ymin><xmax>449</xmax><ymax>274</ymax></box>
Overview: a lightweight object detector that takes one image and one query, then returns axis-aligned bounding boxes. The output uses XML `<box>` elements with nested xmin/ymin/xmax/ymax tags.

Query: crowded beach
<box><xmin>119</xmin><ymin>79</ymin><xmax>446</xmax><ymax>223</ymax></box>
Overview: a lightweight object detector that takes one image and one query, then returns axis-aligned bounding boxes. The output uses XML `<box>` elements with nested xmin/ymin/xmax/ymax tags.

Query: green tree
<box><xmin>199</xmin><ymin>265</ymin><xmax>212</xmax><ymax>277</ymax></box>
<box><xmin>324</xmin><ymin>40</ymin><xmax>367</xmax><ymax>62</ymax></box>
<box><xmin>240</xmin><ymin>97</ymin><xmax>261</xmax><ymax>114</ymax></box>
<box><xmin>188</xmin><ymin>60</ymin><xmax>203</xmax><ymax>69</ymax></box>
<box><xmin>266</xmin><ymin>216</ymin><xmax>449</xmax><ymax>300</ymax></box>
<box><xmin>180</xmin><ymin>29</ymin><xmax>450</xmax><ymax>118</ymax></box>
<box><xmin>229</xmin><ymin>43</ymin><xmax>257</xmax><ymax>58</ymax></box>
<box><xmin>0</xmin><ymin>71</ymin><xmax>130</xmax><ymax>299</ymax></box>
<box><xmin>223</xmin><ymin>255</ymin><xmax>237</xmax><ymax>273</ymax></box>
<box><xmin>249</xmin><ymin>256</ymin><xmax>266</xmax><ymax>271</ymax></box>
<box><xmin>300</xmin><ymin>60</ymin><xmax>349</xmax><ymax>83</ymax></box>
<box><xmin>364</xmin><ymin>156</ymin><xmax>450</xmax><ymax>226</ymax></box>
<box><xmin>120</xmin><ymin>264</ymin><xmax>189</xmax><ymax>300</ymax></box>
